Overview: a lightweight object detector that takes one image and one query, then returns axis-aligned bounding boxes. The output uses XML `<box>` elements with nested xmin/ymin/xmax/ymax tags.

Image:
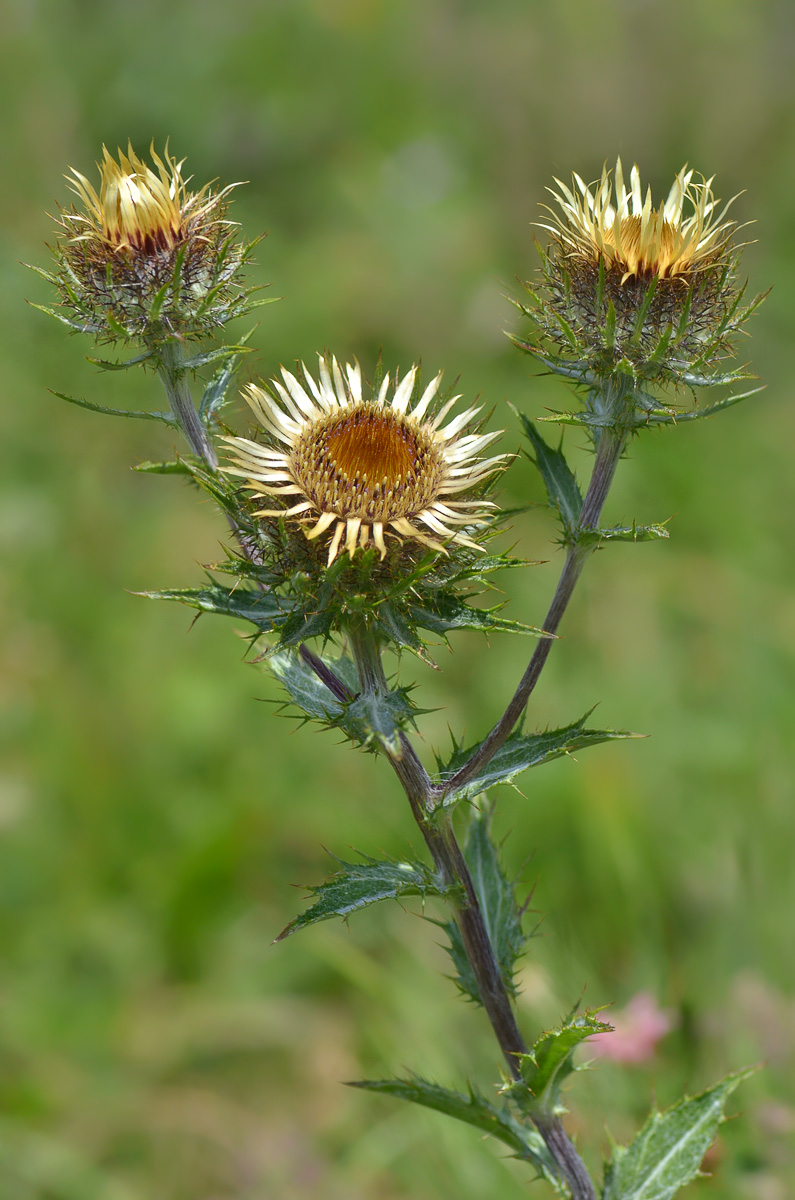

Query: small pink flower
<box><xmin>589</xmin><ymin>992</ymin><xmax>675</xmax><ymax>1064</ymax></box>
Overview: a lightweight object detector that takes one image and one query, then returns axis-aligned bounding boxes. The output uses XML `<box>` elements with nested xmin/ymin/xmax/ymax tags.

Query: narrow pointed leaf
<box><xmin>517</xmin><ymin>412</ymin><xmax>583</xmax><ymax>535</ymax></box>
<box><xmin>199</xmin><ymin>332</ymin><xmax>253</xmax><ymax>421</ymax></box>
<box><xmin>408</xmin><ymin>594</ymin><xmax>546</xmax><ymax>639</ymax></box>
<box><xmin>440</xmin><ymin>713</ymin><xmax>643</xmax><ymax>805</ymax></box>
<box><xmin>443</xmin><ymin>806</ymin><xmax>527</xmax><ymax>1002</ymax></box>
<box><xmin>51</xmin><ymin>390</ymin><xmax>177</xmax><ymax>425</ymax></box>
<box><xmin>85</xmin><ymin>351</ymin><xmax>153</xmax><ymax>371</ymax></box>
<box><xmin>349</xmin><ymin>1076</ymin><xmax>566</xmax><ymax>1193</ymax></box>
<box><xmin>602</xmin><ymin>1068</ymin><xmax>757</xmax><ymax>1200</ymax></box>
<box><xmin>141</xmin><ymin>583</ymin><xmax>293</xmax><ymax>632</ymax></box>
<box><xmin>638</xmin><ymin>386</ymin><xmax>763</xmax><ymax>425</ymax></box>
<box><xmin>181</xmin><ymin>343</ymin><xmax>254</xmax><ymax>371</ymax></box>
<box><xmin>133</xmin><ymin>460</ymin><xmax>193</xmax><ymax>476</ymax></box>
<box><xmin>277</xmin><ymin>856</ymin><xmax>450</xmax><ymax>940</ymax></box>
<box><xmin>507</xmin><ymin>1010</ymin><xmax>612</xmax><ymax>1121</ymax></box>
<box><xmin>591</xmin><ymin>522</ymin><xmax>670</xmax><ymax>544</ymax></box>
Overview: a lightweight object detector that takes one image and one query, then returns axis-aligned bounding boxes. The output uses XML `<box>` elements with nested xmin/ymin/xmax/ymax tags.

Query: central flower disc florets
<box><xmin>292</xmin><ymin>406</ymin><xmax>443</xmax><ymax>524</ymax></box>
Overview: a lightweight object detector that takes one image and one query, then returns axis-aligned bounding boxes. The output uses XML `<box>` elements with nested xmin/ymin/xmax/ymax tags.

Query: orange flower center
<box><xmin>291</xmin><ymin>407</ymin><xmax>443</xmax><ymax>522</ymax></box>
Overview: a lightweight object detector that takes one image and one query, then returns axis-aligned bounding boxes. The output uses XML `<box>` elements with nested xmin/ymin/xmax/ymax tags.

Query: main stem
<box><xmin>348</xmin><ymin>625</ymin><xmax>595</xmax><ymax>1200</ymax></box>
<box><xmin>156</xmin><ymin>339</ymin><xmax>218</xmax><ymax>467</ymax></box>
<box><xmin>348</xmin><ymin>410</ymin><xmax>632</xmax><ymax>1200</ymax></box>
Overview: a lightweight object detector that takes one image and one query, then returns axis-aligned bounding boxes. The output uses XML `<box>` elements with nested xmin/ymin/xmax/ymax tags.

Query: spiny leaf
<box><xmin>407</xmin><ymin>593</ymin><xmax>546</xmax><ymax>640</ymax></box>
<box><xmin>141</xmin><ymin>583</ymin><xmax>293</xmax><ymax>633</ymax></box>
<box><xmin>516</xmin><ymin>411</ymin><xmax>583</xmax><ymax>537</ymax></box>
<box><xmin>85</xmin><ymin>351</ymin><xmax>154</xmax><ymax>371</ymax></box>
<box><xmin>199</xmin><ymin>331</ymin><xmax>254</xmax><ymax>421</ymax></box>
<box><xmin>269</xmin><ymin>648</ymin><xmax>359</xmax><ymax>722</ymax></box>
<box><xmin>51</xmin><ymin>391</ymin><xmax>177</xmax><ymax>425</ymax></box>
<box><xmin>602</xmin><ymin>1068</ymin><xmax>757</xmax><ymax>1200</ymax></box>
<box><xmin>637</xmin><ymin>386</ymin><xmax>764</xmax><ymax>426</ymax></box>
<box><xmin>345</xmin><ymin>687</ymin><xmax>418</xmax><ymax>756</ymax></box>
<box><xmin>506</xmin><ymin>1009</ymin><xmax>613</xmax><ymax>1121</ymax></box>
<box><xmin>276</xmin><ymin>855</ymin><xmax>451</xmax><ymax>940</ymax></box>
<box><xmin>269</xmin><ymin>648</ymin><xmax>417</xmax><ymax>753</ymax></box>
<box><xmin>27</xmin><ymin>301</ymin><xmax>93</xmax><ymax>333</ymax></box>
<box><xmin>442</xmin><ymin>805</ymin><xmax>527</xmax><ymax>1003</ymax></box>
<box><xmin>590</xmin><ymin>522</ymin><xmax>671</xmax><ymax>544</ymax></box>
<box><xmin>133</xmin><ymin>460</ymin><xmax>193</xmax><ymax>476</ymax></box>
<box><xmin>181</xmin><ymin>342</ymin><xmax>254</xmax><ymax>372</ymax></box>
<box><xmin>349</xmin><ymin>1076</ymin><xmax>566</xmax><ymax>1193</ymax></box>
<box><xmin>439</xmin><ymin>713</ymin><xmax>643</xmax><ymax>806</ymax></box>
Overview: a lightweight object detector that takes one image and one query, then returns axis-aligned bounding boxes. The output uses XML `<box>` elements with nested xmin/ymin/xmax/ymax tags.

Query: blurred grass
<box><xmin>2</xmin><ymin>0</ymin><xmax>795</xmax><ymax>1196</ymax></box>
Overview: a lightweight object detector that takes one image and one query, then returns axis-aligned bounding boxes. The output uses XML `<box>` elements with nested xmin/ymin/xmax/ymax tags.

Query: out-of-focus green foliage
<box><xmin>2</xmin><ymin>1</ymin><xmax>795</xmax><ymax>1197</ymax></box>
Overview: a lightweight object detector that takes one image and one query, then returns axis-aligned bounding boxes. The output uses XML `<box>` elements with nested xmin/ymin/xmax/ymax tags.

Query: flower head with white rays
<box><xmin>516</xmin><ymin>158</ymin><xmax>759</xmax><ymax>395</ymax></box>
<box><xmin>48</xmin><ymin>143</ymin><xmax>262</xmax><ymax>343</ymax></box>
<box><xmin>224</xmin><ymin>357</ymin><xmax>507</xmax><ymax>567</ymax></box>
<box><xmin>542</xmin><ymin>159</ymin><xmax>738</xmax><ymax>285</ymax></box>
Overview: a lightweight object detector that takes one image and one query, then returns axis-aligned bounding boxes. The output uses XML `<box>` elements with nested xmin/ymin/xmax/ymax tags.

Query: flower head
<box><xmin>50</xmin><ymin>143</ymin><xmax>260</xmax><ymax>343</ymax></box>
<box><xmin>67</xmin><ymin>144</ymin><xmax>193</xmax><ymax>254</ymax></box>
<box><xmin>224</xmin><ymin>357</ymin><xmax>506</xmax><ymax>566</ymax></box>
<box><xmin>515</xmin><ymin>159</ymin><xmax>758</xmax><ymax>402</ymax></box>
<box><xmin>542</xmin><ymin>159</ymin><xmax>736</xmax><ymax>285</ymax></box>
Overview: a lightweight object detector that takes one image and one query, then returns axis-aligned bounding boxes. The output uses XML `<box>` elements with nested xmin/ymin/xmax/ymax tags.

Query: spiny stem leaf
<box><xmin>601</xmin><ymin>1068</ymin><xmax>757</xmax><ymax>1200</ymax></box>
<box><xmin>517</xmin><ymin>412</ymin><xmax>583</xmax><ymax>538</ymax></box>
<box><xmin>439</xmin><ymin>713</ymin><xmax>643</xmax><ymax>807</ymax></box>
<box><xmin>276</xmin><ymin>855</ymin><xmax>452</xmax><ymax>940</ymax></box>
<box><xmin>349</xmin><ymin>1076</ymin><xmax>567</xmax><ymax>1193</ymax></box>
<box><xmin>442</xmin><ymin>805</ymin><xmax>527</xmax><ymax>1002</ymax></box>
<box><xmin>506</xmin><ymin>1008</ymin><xmax>613</xmax><ymax>1122</ymax></box>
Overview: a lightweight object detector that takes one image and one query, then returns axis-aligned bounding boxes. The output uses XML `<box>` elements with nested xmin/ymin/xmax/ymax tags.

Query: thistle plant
<box><xmin>37</xmin><ymin>147</ymin><xmax>765</xmax><ymax>1199</ymax></box>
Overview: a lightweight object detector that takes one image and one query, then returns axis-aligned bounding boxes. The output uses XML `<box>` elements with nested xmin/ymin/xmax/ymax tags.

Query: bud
<box><xmin>50</xmin><ymin>143</ymin><xmax>260</xmax><ymax>344</ymax></box>
<box><xmin>516</xmin><ymin>159</ymin><xmax>759</xmax><ymax>399</ymax></box>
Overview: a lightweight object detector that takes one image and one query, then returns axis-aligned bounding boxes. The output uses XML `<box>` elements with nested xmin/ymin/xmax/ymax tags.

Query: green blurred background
<box><xmin>2</xmin><ymin>1</ymin><xmax>794</xmax><ymax>1196</ymax></box>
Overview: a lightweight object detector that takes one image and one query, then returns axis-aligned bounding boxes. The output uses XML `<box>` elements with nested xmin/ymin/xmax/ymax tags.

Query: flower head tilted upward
<box><xmin>542</xmin><ymin>159</ymin><xmax>737</xmax><ymax>286</ymax></box>
<box><xmin>224</xmin><ymin>357</ymin><xmax>506</xmax><ymax>566</ymax></box>
<box><xmin>51</xmin><ymin>143</ymin><xmax>260</xmax><ymax>343</ymax></box>
<box><xmin>518</xmin><ymin>158</ymin><xmax>757</xmax><ymax>398</ymax></box>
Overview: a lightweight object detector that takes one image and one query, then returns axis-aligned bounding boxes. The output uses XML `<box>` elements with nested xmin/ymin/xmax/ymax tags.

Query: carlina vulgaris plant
<box><xmin>37</xmin><ymin>146</ymin><xmax>766</xmax><ymax>1200</ymax></box>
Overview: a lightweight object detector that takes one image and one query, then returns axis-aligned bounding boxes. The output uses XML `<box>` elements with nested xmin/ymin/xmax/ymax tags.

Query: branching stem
<box><xmin>443</xmin><ymin>423</ymin><xmax>625</xmax><ymax>797</ymax></box>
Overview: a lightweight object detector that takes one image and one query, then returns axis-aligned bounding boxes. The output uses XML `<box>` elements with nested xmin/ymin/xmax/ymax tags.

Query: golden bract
<box><xmin>542</xmin><ymin>159</ymin><xmax>737</xmax><ymax>285</ymax></box>
<box><xmin>67</xmin><ymin>144</ymin><xmax>211</xmax><ymax>254</ymax></box>
<box><xmin>224</xmin><ymin>357</ymin><xmax>507</xmax><ymax>566</ymax></box>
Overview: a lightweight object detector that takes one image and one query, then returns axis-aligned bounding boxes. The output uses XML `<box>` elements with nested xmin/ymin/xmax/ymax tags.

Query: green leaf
<box><xmin>602</xmin><ymin>1068</ymin><xmax>757</xmax><ymax>1200</ymax></box>
<box><xmin>637</xmin><ymin>386</ymin><xmax>764</xmax><ymax>426</ymax></box>
<box><xmin>516</xmin><ymin>412</ymin><xmax>583</xmax><ymax>536</ymax></box>
<box><xmin>440</xmin><ymin>713</ymin><xmax>643</xmax><ymax>806</ymax></box>
<box><xmin>408</xmin><ymin>593</ymin><xmax>546</xmax><ymax>640</ymax></box>
<box><xmin>276</xmin><ymin>855</ymin><xmax>450</xmax><ymax>940</ymax></box>
<box><xmin>507</xmin><ymin>1009</ymin><xmax>613</xmax><ymax>1121</ymax></box>
<box><xmin>349</xmin><ymin>1076</ymin><xmax>566</xmax><ymax>1193</ymax></box>
<box><xmin>133</xmin><ymin>459</ymin><xmax>193</xmax><ymax>476</ymax></box>
<box><xmin>269</xmin><ymin>649</ymin><xmax>417</xmax><ymax>754</ymax></box>
<box><xmin>269</xmin><ymin>648</ymin><xmax>359</xmax><ymax>722</ymax></box>
<box><xmin>199</xmin><ymin>333</ymin><xmax>253</xmax><ymax>422</ymax></box>
<box><xmin>140</xmin><ymin>583</ymin><xmax>293</xmax><ymax>633</ymax></box>
<box><xmin>85</xmin><ymin>351</ymin><xmax>154</xmax><ymax>371</ymax></box>
<box><xmin>345</xmin><ymin>686</ymin><xmax>418</xmax><ymax>756</ymax></box>
<box><xmin>442</xmin><ymin>805</ymin><xmax>527</xmax><ymax>1003</ymax></box>
<box><xmin>593</xmin><ymin>522</ymin><xmax>671</xmax><ymax>544</ymax></box>
<box><xmin>51</xmin><ymin>390</ymin><xmax>177</xmax><ymax>425</ymax></box>
<box><xmin>27</xmin><ymin>301</ymin><xmax>93</xmax><ymax>333</ymax></box>
<box><xmin>181</xmin><ymin>343</ymin><xmax>254</xmax><ymax>372</ymax></box>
